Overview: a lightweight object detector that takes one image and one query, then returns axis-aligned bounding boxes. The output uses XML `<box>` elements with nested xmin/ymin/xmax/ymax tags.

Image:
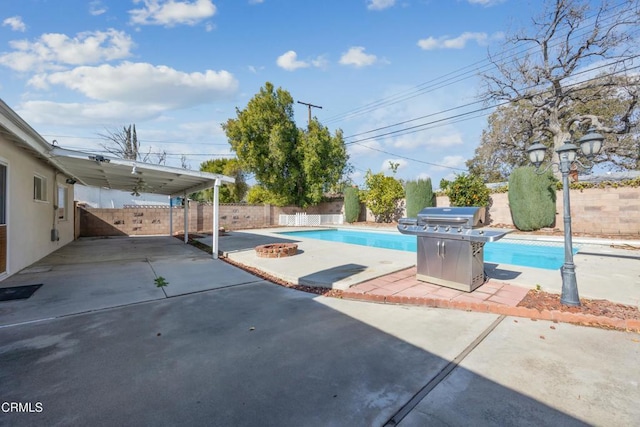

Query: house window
<box><xmin>57</xmin><ymin>185</ymin><xmax>68</xmax><ymax>220</ymax></box>
<box><xmin>34</xmin><ymin>175</ymin><xmax>47</xmax><ymax>201</ymax></box>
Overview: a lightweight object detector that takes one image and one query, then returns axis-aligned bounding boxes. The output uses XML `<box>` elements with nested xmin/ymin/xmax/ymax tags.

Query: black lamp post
<box><xmin>526</xmin><ymin>128</ymin><xmax>605</xmax><ymax>306</ymax></box>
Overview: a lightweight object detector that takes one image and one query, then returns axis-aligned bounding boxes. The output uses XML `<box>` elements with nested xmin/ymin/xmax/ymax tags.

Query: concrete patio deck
<box><xmin>198</xmin><ymin>227</ymin><xmax>640</xmax><ymax>330</ymax></box>
<box><xmin>0</xmin><ymin>235</ymin><xmax>638</xmax><ymax>426</ymax></box>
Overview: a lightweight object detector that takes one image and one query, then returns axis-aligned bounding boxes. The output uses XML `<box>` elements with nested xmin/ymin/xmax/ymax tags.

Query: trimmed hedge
<box><xmin>344</xmin><ymin>186</ymin><xmax>361</xmax><ymax>223</ymax></box>
<box><xmin>508</xmin><ymin>166</ymin><xmax>556</xmax><ymax>231</ymax></box>
<box><xmin>405</xmin><ymin>179</ymin><xmax>435</xmax><ymax>217</ymax></box>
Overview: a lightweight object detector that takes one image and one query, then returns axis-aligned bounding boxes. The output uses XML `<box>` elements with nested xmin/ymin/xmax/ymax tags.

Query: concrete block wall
<box><xmin>437</xmin><ymin>187</ymin><xmax>639</xmax><ymax>235</ymax></box>
<box><xmin>559</xmin><ymin>187</ymin><xmax>639</xmax><ymax>234</ymax></box>
<box><xmin>78</xmin><ymin>187</ymin><xmax>639</xmax><ymax>237</ymax></box>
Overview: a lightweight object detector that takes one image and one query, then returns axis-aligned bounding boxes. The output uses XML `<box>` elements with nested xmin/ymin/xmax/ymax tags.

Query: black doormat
<box><xmin>0</xmin><ymin>284</ymin><xmax>43</xmax><ymax>301</ymax></box>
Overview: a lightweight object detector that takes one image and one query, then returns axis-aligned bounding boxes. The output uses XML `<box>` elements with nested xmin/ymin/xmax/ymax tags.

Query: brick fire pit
<box><xmin>255</xmin><ymin>243</ymin><xmax>298</xmax><ymax>258</ymax></box>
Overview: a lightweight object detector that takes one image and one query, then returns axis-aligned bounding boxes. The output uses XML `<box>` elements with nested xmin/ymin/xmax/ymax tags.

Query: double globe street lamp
<box><xmin>526</xmin><ymin>128</ymin><xmax>605</xmax><ymax>306</ymax></box>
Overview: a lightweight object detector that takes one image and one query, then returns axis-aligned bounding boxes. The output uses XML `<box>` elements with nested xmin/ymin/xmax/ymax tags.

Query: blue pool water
<box><xmin>279</xmin><ymin>229</ymin><xmax>579</xmax><ymax>270</ymax></box>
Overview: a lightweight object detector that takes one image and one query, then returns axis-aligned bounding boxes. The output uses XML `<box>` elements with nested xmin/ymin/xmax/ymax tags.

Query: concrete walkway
<box><xmin>0</xmin><ymin>236</ymin><xmax>262</xmax><ymax>327</ymax></box>
<box><xmin>0</xmin><ymin>236</ymin><xmax>638</xmax><ymax>426</ymax></box>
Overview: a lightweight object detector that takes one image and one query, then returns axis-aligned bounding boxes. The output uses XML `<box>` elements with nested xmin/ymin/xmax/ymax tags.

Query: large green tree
<box><xmin>481</xmin><ymin>0</ymin><xmax>639</xmax><ymax>169</ymax></box>
<box><xmin>223</xmin><ymin>82</ymin><xmax>349</xmax><ymax>207</ymax></box>
<box><xmin>198</xmin><ymin>158</ymin><xmax>248</xmax><ymax>203</ymax></box>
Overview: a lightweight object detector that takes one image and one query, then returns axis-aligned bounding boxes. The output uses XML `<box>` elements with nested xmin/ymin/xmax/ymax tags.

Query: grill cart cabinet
<box><xmin>398</xmin><ymin>207</ymin><xmax>511</xmax><ymax>292</ymax></box>
<box><xmin>417</xmin><ymin>237</ymin><xmax>486</xmax><ymax>292</ymax></box>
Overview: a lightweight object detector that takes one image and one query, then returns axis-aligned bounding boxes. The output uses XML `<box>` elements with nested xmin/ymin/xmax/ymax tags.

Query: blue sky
<box><xmin>1</xmin><ymin>0</ymin><xmax>560</xmax><ymax>187</ymax></box>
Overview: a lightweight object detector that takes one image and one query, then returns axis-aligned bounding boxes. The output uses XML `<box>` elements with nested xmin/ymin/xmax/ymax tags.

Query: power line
<box><xmin>41</xmin><ymin>134</ymin><xmax>230</xmax><ymax>146</ymax></box>
<box><xmin>342</xmin><ymin>63</ymin><xmax>640</xmax><ymax>169</ymax></box>
<box><xmin>344</xmin><ymin>58</ymin><xmax>640</xmax><ymax>147</ymax></box>
<box><xmin>322</xmin><ymin>1</ymin><xmax>636</xmax><ymax>125</ymax></box>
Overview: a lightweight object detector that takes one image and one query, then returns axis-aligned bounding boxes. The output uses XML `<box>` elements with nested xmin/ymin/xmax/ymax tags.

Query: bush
<box><xmin>440</xmin><ymin>174</ymin><xmax>490</xmax><ymax>207</ymax></box>
<box><xmin>343</xmin><ymin>186</ymin><xmax>361</xmax><ymax>223</ymax></box>
<box><xmin>405</xmin><ymin>179</ymin><xmax>434</xmax><ymax>217</ymax></box>
<box><xmin>508</xmin><ymin>166</ymin><xmax>556</xmax><ymax>231</ymax></box>
<box><xmin>363</xmin><ymin>171</ymin><xmax>405</xmax><ymax>223</ymax></box>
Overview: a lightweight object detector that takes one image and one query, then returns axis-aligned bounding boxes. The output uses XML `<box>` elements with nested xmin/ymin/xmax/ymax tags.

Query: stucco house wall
<box><xmin>0</xmin><ymin>136</ymin><xmax>75</xmax><ymax>279</ymax></box>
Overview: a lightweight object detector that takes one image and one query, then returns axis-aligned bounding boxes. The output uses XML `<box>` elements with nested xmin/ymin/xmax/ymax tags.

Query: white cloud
<box><xmin>18</xmin><ymin>100</ymin><xmax>168</xmax><ymax>126</ymax></box>
<box><xmin>178</xmin><ymin>120</ymin><xmax>226</xmax><ymax>136</ymax></box>
<box><xmin>367</xmin><ymin>0</ymin><xmax>395</xmax><ymax>11</ymax></box>
<box><xmin>0</xmin><ymin>29</ymin><xmax>134</xmax><ymax>72</ymax></box>
<box><xmin>381</xmin><ymin>158</ymin><xmax>408</xmax><ymax>172</ymax></box>
<box><xmin>339</xmin><ymin>46</ymin><xmax>377</xmax><ymax>68</ymax></box>
<box><xmin>89</xmin><ymin>1</ymin><xmax>108</xmax><ymax>16</ymax></box>
<box><xmin>2</xmin><ymin>16</ymin><xmax>27</xmax><ymax>32</ymax></box>
<box><xmin>249</xmin><ymin>0</ymin><xmax>264</xmax><ymax>4</ymax></box>
<box><xmin>28</xmin><ymin>62</ymin><xmax>239</xmax><ymax>109</ymax></box>
<box><xmin>393</xmin><ymin>131</ymin><xmax>464</xmax><ymax>149</ymax></box>
<box><xmin>416</xmin><ymin>172</ymin><xmax>432</xmax><ymax>181</ymax></box>
<box><xmin>418</xmin><ymin>32</ymin><xmax>497</xmax><ymax>50</ymax></box>
<box><xmin>348</xmin><ymin>139</ymin><xmax>382</xmax><ymax>157</ymax></box>
<box><xmin>311</xmin><ymin>55</ymin><xmax>329</xmax><ymax>70</ymax></box>
<box><xmin>349</xmin><ymin>170</ymin><xmax>363</xmax><ymax>181</ymax></box>
<box><xmin>467</xmin><ymin>0</ymin><xmax>506</xmax><ymax>6</ymax></box>
<box><xmin>248</xmin><ymin>65</ymin><xmax>264</xmax><ymax>74</ymax></box>
<box><xmin>129</xmin><ymin>0</ymin><xmax>217</xmax><ymax>27</ymax></box>
<box><xmin>431</xmin><ymin>155</ymin><xmax>466</xmax><ymax>171</ymax></box>
<box><xmin>276</xmin><ymin>50</ymin><xmax>310</xmax><ymax>71</ymax></box>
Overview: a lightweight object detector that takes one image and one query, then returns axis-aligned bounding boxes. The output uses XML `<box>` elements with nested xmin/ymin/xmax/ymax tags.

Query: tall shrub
<box><xmin>363</xmin><ymin>171</ymin><xmax>405</xmax><ymax>223</ymax></box>
<box><xmin>405</xmin><ymin>179</ymin><xmax>434</xmax><ymax>218</ymax></box>
<box><xmin>508</xmin><ymin>166</ymin><xmax>556</xmax><ymax>231</ymax></box>
<box><xmin>440</xmin><ymin>174</ymin><xmax>490</xmax><ymax>207</ymax></box>
<box><xmin>344</xmin><ymin>186</ymin><xmax>361</xmax><ymax>223</ymax></box>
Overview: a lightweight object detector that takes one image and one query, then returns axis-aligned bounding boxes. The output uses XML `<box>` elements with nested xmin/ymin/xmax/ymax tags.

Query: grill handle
<box><xmin>436</xmin><ymin>241</ymin><xmax>446</xmax><ymax>258</ymax></box>
<box><xmin>419</xmin><ymin>217</ymin><xmax>471</xmax><ymax>227</ymax></box>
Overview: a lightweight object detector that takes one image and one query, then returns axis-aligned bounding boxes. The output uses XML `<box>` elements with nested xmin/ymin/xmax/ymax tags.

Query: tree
<box><xmin>440</xmin><ymin>174</ymin><xmax>490</xmax><ymax>207</ymax></box>
<box><xmin>470</xmin><ymin>78</ymin><xmax>640</xmax><ymax>182</ymax></box>
<box><xmin>197</xmin><ymin>158</ymin><xmax>248</xmax><ymax>203</ymax></box>
<box><xmin>467</xmin><ymin>101</ymin><xmax>536</xmax><ymax>182</ymax></box>
<box><xmin>223</xmin><ymin>82</ymin><xmax>349</xmax><ymax>207</ymax></box>
<box><xmin>508</xmin><ymin>167</ymin><xmax>557</xmax><ymax>231</ymax></box>
<box><xmin>99</xmin><ymin>124</ymin><xmax>167</xmax><ymax>164</ymax></box>
<box><xmin>405</xmin><ymin>178</ymin><xmax>435</xmax><ymax>218</ymax></box>
<box><xmin>343</xmin><ymin>186</ymin><xmax>361</xmax><ymax>223</ymax></box>
<box><xmin>246</xmin><ymin>185</ymin><xmax>290</xmax><ymax>206</ymax></box>
<box><xmin>481</xmin><ymin>0</ymin><xmax>639</xmax><ymax>169</ymax></box>
<box><xmin>363</xmin><ymin>170</ymin><xmax>405</xmax><ymax>223</ymax></box>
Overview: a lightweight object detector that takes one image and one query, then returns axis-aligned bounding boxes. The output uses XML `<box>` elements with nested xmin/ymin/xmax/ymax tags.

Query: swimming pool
<box><xmin>279</xmin><ymin>229</ymin><xmax>579</xmax><ymax>270</ymax></box>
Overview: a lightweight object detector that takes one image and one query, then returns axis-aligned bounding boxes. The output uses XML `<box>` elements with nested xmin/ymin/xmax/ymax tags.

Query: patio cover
<box><xmin>49</xmin><ymin>147</ymin><xmax>234</xmax><ymax>197</ymax></box>
<box><xmin>0</xmin><ymin>99</ymin><xmax>233</xmax><ymax>258</ymax></box>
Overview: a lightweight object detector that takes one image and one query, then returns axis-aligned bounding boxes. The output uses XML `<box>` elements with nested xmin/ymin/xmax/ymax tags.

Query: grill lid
<box><xmin>417</xmin><ymin>207</ymin><xmax>485</xmax><ymax>229</ymax></box>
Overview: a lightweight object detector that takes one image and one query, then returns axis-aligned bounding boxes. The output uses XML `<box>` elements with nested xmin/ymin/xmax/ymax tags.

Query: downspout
<box><xmin>51</xmin><ymin>172</ymin><xmax>59</xmax><ymax>241</ymax></box>
<box><xmin>169</xmin><ymin>196</ymin><xmax>173</xmax><ymax>237</ymax></box>
<box><xmin>183</xmin><ymin>192</ymin><xmax>189</xmax><ymax>244</ymax></box>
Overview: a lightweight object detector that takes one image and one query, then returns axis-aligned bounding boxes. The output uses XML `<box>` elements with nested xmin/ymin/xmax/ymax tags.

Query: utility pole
<box><xmin>297</xmin><ymin>101</ymin><xmax>322</xmax><ymax>127</ymax></box>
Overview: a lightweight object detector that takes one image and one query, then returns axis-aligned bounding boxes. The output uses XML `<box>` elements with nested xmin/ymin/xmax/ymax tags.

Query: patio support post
<box><xmin>184</xmin><ymin>192</ymin><xmax>189</xmax><ymax>244</ymax></box>
<box><xmin>212</xmin><ymin>179</ymin><xmax>220</xmax><ymax>259</ymax></box>
<box><xmin>169</xmin><ymin>196</ymin><xmax>173</xmax><ymax>237</ymax></box>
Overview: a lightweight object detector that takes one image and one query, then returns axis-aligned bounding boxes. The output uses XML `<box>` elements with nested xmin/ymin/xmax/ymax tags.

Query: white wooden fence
<box><xmin>278</xmin><ymin>213</ymin><xmax>344</xmax><ymax>226</ymax></box>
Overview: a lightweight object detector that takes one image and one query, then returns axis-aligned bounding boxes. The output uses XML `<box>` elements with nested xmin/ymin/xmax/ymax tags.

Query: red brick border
<box><xmin>341</xmin><ymin>291</ymin><xmax>640</xmax><ymax>333</ymax></box>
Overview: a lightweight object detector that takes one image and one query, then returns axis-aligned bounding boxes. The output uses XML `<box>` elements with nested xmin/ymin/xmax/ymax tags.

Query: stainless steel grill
<box><xmin>397</xmin><ymin>207</ymin><xmax>511</xmax><ymax>292</ymax></box>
